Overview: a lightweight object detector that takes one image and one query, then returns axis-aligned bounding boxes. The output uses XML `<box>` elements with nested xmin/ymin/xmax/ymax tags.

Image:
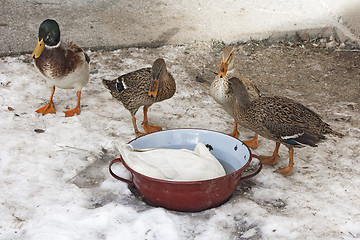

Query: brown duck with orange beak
<box><xmin>210</xmin><ymin>46</ymin><xmax>260</xmax><ymax>148</ymax></box>
<box><xmin>228</xmin><ymin>76</ymin><xmax>343</xmax><ymax>176</ymax></box>
<box><xmin>32</xmin><ymin>19</ymin><xmax>90</xmax><ymax>117</ymax></box>
<box><xmin>102</xmin><ymin>58</ymin><xmax>176</xmax><ymax>137</ymax></box>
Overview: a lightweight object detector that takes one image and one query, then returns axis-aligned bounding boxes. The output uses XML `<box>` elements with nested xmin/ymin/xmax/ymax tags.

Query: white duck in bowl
<box><xmin>117</xmin><ymin>142</ymin><xmax>226</xmax><ymax>181</ymax></box>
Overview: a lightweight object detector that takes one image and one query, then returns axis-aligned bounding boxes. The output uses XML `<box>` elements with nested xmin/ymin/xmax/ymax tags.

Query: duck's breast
<box><xmin>35</xmin><ymin>47</ymin><xmax>90</xmax><ymax>90</ymax></box>
<box><xmin>210</xmin><ymin>78</ymin><xmax>235</xmax><ymax>115</ymax></box>
<box><xmin>46</xmin><ymin>61</ymin><xmax>90</xmax><ymax>90</ymax></box>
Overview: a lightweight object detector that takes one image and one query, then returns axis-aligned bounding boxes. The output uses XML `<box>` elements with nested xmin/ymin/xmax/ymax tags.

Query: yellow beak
<box><xmin>218</xmin><ymin>61</ymin><xmax>228</xmax><ymax>78</ymax></box>
<box><xmin>32</xmin><ymin>38</ymin><xmax>45</xmax><ymax>59</ymax></box>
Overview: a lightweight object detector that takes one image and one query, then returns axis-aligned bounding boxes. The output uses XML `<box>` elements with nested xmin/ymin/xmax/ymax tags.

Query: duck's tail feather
<box><xmin>102</xmin><ymin>77</ymin><xmax>126</xmax><ymax>93</ymax></box>
<box><xmin>84</xmin><ymin>52</ymin><xmax>90</xmax><ymax>63</ymax></box>
<box><xmin>282</xmin><ymin>132</ymin><xmax>325</xmax><ymax>147</ymax></box>
<box><xmin>331</xmin><ymin>129</ymin><xmax>344</xmax><ymax>138</ymax></box>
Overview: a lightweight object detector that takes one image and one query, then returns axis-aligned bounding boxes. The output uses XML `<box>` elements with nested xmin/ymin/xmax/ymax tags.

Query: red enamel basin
<box><xmin>109</xmin><ymin>129</ymin><xmax>262</xmax><ymax>212</ymax></box>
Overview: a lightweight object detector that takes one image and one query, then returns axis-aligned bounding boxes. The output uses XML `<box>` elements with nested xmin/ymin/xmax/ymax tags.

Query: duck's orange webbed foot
<box><xmin>135</xmin><ymin>131</ymin><xmax>147</xmax><ymax>138</ymax></box>
<box><xmin>275</xmin><ymin>166</ymin><xmax>293</xmax><ymax>176</ymax></box>
<box><xmin>228</xmin><ymin>121</ymin><xmax>239</xmax><ymax>139</ymax></box>
<box><xmin>132</xmin><ymin>115</ymin><xmax>148</xmax><ymax>137</ymax></box>
<box><xmin>143</xmin><ymin>122</ymin><xmax>162</xmax><ymax>134</ymax></box>
<box><xmin>65</xmin><ymin>91</ymin><xmax>82</xmax><ymax>117</ymax></box>
<box><xmin>243</xmin><ymin>133</ymin><xmax>259</xmax><ymax>149</ymax></box>
<box><xmin>257</xmin><ymin>154</ymin><xmax>278</xmax><ymax>165</ymax></box>
<box><xmin>64</xmin><ymin>105</ymin><xmax>80</xmax><ymax>117</ymax></box>
<box><xmin>37</xmin><ymin>86</ymin><xmax>56</xmax><ymax>115</ymax></box>
<box><xmin>36</xmin><ymin>101</ymin><xmax>55</xmax><ymax>115</ymax></box>
<box><xmin>228</xmin><ymin>130</ymin><xmax>239</xmax><ymax>139</ymax></box>
<box><xmin>257</xmin><ymin>142</ymin><xmax>281</xmax><ymax>165</ymax></box>
<box><xmin>141</xmin><ymin>106</ymin><xmax>162</xmax><ymax>134</ymax></box>
<box><xmin>275</xmin><ymin>147</ymin><xmax>294</xmax><ymax>176</ymax></box>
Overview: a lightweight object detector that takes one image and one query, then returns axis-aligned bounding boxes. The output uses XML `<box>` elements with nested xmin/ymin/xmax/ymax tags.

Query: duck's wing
<box><xmin>118</xmin><ymin>68</ymin><xmax>152</xmax><ymax>89</ymax></box>
<box><xmin>254</xmin><ymin>96</ymin><xmax>326</xmax><ymax>147</ymax></box>
<box><xmin>237</xmin><ymin>75</ymin><xmax>261</xmax><ymax>98</ymax></box>
<box><xmin>102</xmin><ymin>68</ymin><xmax>151</xmax><ymax>99</ymax></box>
<box><xmin>66</xmin><ymin>41</ymin><xmax>90</xmax><ymax>63</ymax></box>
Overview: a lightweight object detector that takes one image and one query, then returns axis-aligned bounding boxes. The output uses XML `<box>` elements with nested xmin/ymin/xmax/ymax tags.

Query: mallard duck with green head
<box><xmin>32</xmin><ymin>19</ymin><xmax>90</xmax><ymax>117</ymax></box>
<box><xmin>102</xmin><ymin>58</ymin><xmax>176</xmax><ymax>137</ymax></box>
<box><xmin>210</xmin><ymin>46</ymin><xmax>260</xmax><ymax>149</ymax></box>
<box><xmin>229</xmin><ymin>77</ymin><xmax>343</xmax><ymax>176</ymax></box>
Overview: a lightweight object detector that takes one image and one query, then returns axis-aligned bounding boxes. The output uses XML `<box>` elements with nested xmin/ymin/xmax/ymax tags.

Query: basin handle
<box><xmin>109</xmin><ymin>158</ymin><xmax>134</xmax><ymax>186</ymax></box>
<box><xmin>239</xmin><ymin>154</ymin><xmax>263</xmax><ymax>181</ymax></box>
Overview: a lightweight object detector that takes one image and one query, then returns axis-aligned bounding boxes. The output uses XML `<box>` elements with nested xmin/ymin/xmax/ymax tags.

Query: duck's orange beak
<box><xmin>148</xmin><ymin>79</ymin><xmax>159</xmax><ymax>97</ymax></box>
<box><xmin>32</xmin><ymin>38</ymin><xmax>45</xmax><ymax>59</ymax></box>
<box><xmin>218</xmin><ymin>60</ymin><xmax>228</xmax><ymax>78</ymax></box>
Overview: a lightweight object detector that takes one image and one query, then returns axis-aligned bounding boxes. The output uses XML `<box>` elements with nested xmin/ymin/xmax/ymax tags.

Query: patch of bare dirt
<box><xmin>194</xmin><ymin>37</ymin><xmax>360</xmax><ymax>105</ymax></box>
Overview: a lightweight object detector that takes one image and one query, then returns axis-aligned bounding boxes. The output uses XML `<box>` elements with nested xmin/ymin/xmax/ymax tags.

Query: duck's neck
<box><xmin>160</xmin><ymin>70</ymin><xmax>171</xmax><ymax>85</ymax></box>
<box><xmin>233</xmin><ymin>96</ymin><xmax>252</xmax><ymax>126</ymax></box>
<box><xmin>45</xmin><ymin>41</ymin><xmax>61</xmax><ymax>49</ymax></box>
<box><xmin>232</xmin><ymin>81</ymin><xmax>252</xmax><ymax>110</ymax></box>
<box><xmin>226</xmin><ymin>67</ymin><xmax>237</xmax><ymax>78</ymax></box>
<box><xmin>159</xmin><ymin>71</ymin><xmax>176</xmax><ymax>96</ymax></box>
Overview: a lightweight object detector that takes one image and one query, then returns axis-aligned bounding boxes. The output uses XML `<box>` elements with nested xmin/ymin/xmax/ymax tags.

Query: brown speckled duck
<box><xmin>229</xmin><ymin>77</ymin><xmax>343</xmax><ymax>176</ymax></box>
<box><xmin>210</xmin><ymin>46</ymin><xmax>260</xmax><ymax>148</ymax></box>
<box><xmin>102</xmin><ymin>58</ymin><xmax>176</xmax><ymax>137</ymax></box>
<box><xmin>32</xmin><ymin>19</ymin><xmax>90</xmax><ymax>117</ymax></box>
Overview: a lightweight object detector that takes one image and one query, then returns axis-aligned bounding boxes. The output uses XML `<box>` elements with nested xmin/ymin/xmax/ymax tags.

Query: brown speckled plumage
<box><xmin>102</xmin><ymin>58</ymin><xmax>176</xmax><ymax>136</ymax></box>
<box><xmin>104</xmin><ymin>67</ymin><xmax>175</xmax><ymax>116</ymax></box>
<box><xmin>229</xmin><ymin>77</ymin><xmax>342</xmax><ymax>176</ymax></box>
<box><xmin>210</xmin><ymin>46</ymin><xmax>260</xmax><ymax>147</ymax></box>
<box><xmin>233</xmin><ymin>95</ymin><xmax>338</xmax><ymax>147</ymax></box>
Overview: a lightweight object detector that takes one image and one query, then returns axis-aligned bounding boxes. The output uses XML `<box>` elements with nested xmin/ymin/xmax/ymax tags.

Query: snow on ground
<box><xmin>0</xmin><ymin>45</ymin><xmax>360</xmax><ymax>240</ymax></box>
